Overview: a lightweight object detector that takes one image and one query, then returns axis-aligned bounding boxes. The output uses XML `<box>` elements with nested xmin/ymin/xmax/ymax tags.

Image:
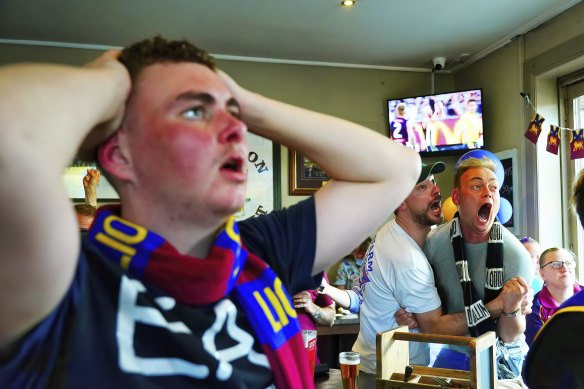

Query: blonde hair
<box><xmin>453</xmin><ymin>157</ymin><xmax>497</xmax><ymax>188</ymax></box>
<box><xmin>539</xmin><ymin>247</ymin><xmax>576</xmax><ymax>268</ymax></box>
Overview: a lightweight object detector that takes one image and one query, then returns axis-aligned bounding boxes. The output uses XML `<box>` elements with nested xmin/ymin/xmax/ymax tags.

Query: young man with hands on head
<box><xmin>0</xmin><ymin>37</ymin><xmax>420</xmax><ymax>388</ymax></box>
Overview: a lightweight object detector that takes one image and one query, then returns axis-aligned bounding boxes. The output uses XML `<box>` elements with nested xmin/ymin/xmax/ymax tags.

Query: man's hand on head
<box><xmin>216</xmin><ymin>70</ymin><xmax>255</xmax><ymax>123</ymax></box>
<box><xmin>217</xmin><ymin>70</ymin><xmax>244</xmax><ymax>102</ymax></box>
<box><xmin>77</xmin><ymin>50</ymin><xmax>131</xmax><ymax>161</ymax></box>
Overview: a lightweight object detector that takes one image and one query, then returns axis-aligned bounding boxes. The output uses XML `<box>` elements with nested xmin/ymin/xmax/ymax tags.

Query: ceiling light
<box><xmin>341</xmin><ymin>0</ymin><xmax>355</xmax><ymax>6</ymax></box>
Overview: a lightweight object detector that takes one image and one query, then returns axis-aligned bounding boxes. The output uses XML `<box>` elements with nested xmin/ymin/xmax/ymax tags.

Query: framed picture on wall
<box><xmin>495</xmin><ymin>148</ymin><xmax>519</xmax><ymax>235</ymax></box>
<box><xmin>289</xmin><ymin>150</ymin><xmax>330</xmax><ymax>195</ymax></box>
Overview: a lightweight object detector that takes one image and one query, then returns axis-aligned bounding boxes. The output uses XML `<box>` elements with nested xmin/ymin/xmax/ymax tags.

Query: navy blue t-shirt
<box><xmin>0</xmin><ymin>198</ymin><xmax>317</xmax><ymax>388</ymax></box>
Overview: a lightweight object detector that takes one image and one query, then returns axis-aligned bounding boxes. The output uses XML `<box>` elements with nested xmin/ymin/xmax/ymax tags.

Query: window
<box><xmin>561</xmin><ymin>77</ymin><xmax>584</xmax><ymax>283</ymax></box>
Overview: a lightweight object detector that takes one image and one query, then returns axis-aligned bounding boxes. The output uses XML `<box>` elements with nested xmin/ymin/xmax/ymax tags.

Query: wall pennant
<box><xmin>546</xmin><ymin>125</ymin><xmax>561</xmax><ymax>155</ymax></box>
<box><xmin>524</xmin><ymin>113</ymin><xmax>545</xmax><ymax>144</ymax></box>
<box><xmin>570</xmin><ymin>129</ymin><xmax>584</xmax><ymax>160</ymax></box>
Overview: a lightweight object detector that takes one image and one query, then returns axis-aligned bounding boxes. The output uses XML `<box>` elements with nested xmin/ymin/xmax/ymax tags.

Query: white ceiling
<box><xmin>0</xmin><ymin>0</ymin><xmax>581</xmax><ymax>72</ymax></box>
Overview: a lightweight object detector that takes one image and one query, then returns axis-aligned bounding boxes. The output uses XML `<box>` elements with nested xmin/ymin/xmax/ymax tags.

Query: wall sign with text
<box><xmin>237</xmin><ymin>133</ymin><xmax>281</xmax><ymax>220</ymax></box>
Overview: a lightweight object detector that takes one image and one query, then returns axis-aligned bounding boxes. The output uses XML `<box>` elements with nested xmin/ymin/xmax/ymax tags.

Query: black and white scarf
<box><xmin>450</xmin><ymin>213</ymin><xmax>504</xmax><ymax>336</ymax></box>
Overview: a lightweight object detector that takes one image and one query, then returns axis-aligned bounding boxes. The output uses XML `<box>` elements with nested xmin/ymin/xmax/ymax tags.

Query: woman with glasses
<box><xmin>525</xmin><ymin>247</ymin><xmax>582</xmax><ymax>345</ymax></box>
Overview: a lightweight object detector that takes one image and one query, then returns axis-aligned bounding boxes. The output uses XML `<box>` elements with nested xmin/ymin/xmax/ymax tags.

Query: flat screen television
<box><xmin>387</xmin><ymin>88</ymin><xmax>484</xmax><ymax>157</ymax></box>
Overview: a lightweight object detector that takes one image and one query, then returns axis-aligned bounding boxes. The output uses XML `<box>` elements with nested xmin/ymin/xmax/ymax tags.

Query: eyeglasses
<box><xmin>540</xmin><ymin>260</ymin><xmax>576</xmax><ymax>270</ymax></box>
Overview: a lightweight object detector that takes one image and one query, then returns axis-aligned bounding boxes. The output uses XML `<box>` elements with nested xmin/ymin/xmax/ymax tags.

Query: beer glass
<box><xmin>301</xmin><ymin>330</ymin><xmax>317</xmax><ymax>377</ymax></box>
<box><xmin>339</xmin><ymin>351</ymin><xmax>360</xmax><ymax>389</ymax></box>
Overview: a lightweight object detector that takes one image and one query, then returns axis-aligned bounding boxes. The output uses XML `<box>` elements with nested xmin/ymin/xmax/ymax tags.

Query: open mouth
<box><xmin>477</xmin><ymin>203</ymin><xmax>492</xmax><ymax>222</ymax></box>
<box><xmin>221</xmin><ymin>156</ymin><xmax>244</xmax><ymax>173</ymax></box>
<box><xmin>429</xmin><ymin>199</ymin><xmax>442</xmax><ymax>214</ymax></box>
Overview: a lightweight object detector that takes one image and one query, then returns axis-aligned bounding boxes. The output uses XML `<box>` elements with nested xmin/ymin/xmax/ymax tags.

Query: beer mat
<box><xmin>314</xmin><ymin>363</ymin><xmax>329</xmax><ymax>377</ymax></box>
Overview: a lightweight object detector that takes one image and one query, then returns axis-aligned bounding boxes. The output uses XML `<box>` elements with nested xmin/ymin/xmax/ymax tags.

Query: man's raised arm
<box><xmin>220</xmin><ymin>72</ymin><xmax>421</xmax><ymax>273</ymax></box>
<box><xmin>0</xmin><ymin>51</ymin><xmax>130</xmax><ymax>347</ymax></box>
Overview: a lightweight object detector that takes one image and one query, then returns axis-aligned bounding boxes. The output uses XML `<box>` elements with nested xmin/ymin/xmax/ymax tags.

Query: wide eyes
<box><xmin>182</xmin><ymin>106</ymin><xmax>205</xmax><ymax>120</ymax></box>
<box><xmin>470</xmin><ymin>183</ymin><xmax>498</xmax><ymax>192</ymax></box>
<box><xmin>181</xmin><ymin>106</ymin><xmax>241</xmax><ymax>120</ymax></box>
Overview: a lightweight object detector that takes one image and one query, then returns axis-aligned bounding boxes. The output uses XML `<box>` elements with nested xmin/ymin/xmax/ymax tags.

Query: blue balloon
<box><xmin>497</xmin><ymin>197</ymin><xmax>513</xmax><ymax>224</ymax></box>
<box><xmin>455</xmin><ymin>149</ymin><xmax>505</xmax><ymax>186</ymax></box>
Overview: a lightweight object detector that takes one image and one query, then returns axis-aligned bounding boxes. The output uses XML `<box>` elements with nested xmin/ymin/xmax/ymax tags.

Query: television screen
<box><xmin>387</xmin><ymin>89</ymin><xmax>484</xmax><ymax>157</ymax></box>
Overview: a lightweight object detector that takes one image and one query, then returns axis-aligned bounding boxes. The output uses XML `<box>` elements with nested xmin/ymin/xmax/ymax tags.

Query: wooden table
<box><xmin>315</xmin><ymin>368</ymin><xmax>342</xmax><ymax>388</ymax></box>
<box><xmin>317</xmin><ymin>314</ymin><xmax>360</xmax><ymax>368</ymax></box>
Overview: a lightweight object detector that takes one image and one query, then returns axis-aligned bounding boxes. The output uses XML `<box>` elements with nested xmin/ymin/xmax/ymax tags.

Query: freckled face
<box><xmin>122</xmin><ymin>62</ymin><xmax>248</xmax><ymax>219</ymax></box>
<box><xmin>453</xmin><ymin>167</ymin><xmax>500</xmax><ymax>239</ymax></box>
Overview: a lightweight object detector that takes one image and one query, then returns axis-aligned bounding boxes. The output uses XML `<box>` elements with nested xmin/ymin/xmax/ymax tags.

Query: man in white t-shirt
<box><xmin>351</xmin><ymin>161</ymin><xmax>453</xmax><ymax>385</ymax></box>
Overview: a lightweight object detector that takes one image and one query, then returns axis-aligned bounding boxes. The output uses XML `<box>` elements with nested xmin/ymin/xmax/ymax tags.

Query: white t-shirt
<box><xmin>352</xmin><ymin>219</ymin><xmax>441</xmax><ymax>373</ymax></box>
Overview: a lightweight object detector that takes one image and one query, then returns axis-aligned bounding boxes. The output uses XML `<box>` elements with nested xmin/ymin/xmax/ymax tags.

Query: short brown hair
<box><xmin>119</xmin><ymin>36</ymin><xmax>216</xmax><ymax>82</ymax></box>
<box><xmin>96</xmin><ymin>36</ymin><xmax>217</xmax><ymax>178</ymax></box>
<box><xmin>453</xmin><ymin>157</ymin><xmax>497</xmax><ymax>188</ymax></box>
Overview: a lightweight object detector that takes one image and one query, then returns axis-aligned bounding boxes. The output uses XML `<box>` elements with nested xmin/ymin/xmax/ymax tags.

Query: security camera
<box><xmin>432</xmin><ymin>57</ymin><xmax>446</xmax><ymax>71</ymax></box>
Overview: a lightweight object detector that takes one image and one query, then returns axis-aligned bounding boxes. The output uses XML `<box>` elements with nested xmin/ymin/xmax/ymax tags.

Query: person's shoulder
<box><xmin>424</xmin><ymin>222</ymin><xmax>453</xmax><ymax>261</ymax></box>
<box><xmin>239</xmin><ymin>197</ymin><xmax>315</xmax><ymax>235</ymax></box>
<box><xmin>376</xmin><ymin>219</ymin><xmax>409</xmax><ymax>247</ymax></box>
<box><xmin>374</xmin><ymin>222</ymin><xmax>420</xmax><ymax>268</ymax></box>
<box><xmin>531</xmin><ymin>289</ymin><xmax>543</xmax><ymax>304</ymax></box>
<box><xmin>559</xmin><ymin>289</ymin><xmax>584</xmax><ymax>309</ymax></box>
<box><xmin>500</xmin><ymin>227</ymin><xmax>522</xmax><ymax>244</ymax></box>
<box><xmin>431</xmin><ymin>220</ymin><xmax>452</xmax><ymax>235</ymax></box>
<box><xmin>524</xmin><ymin>295</ymin><xmax>584</xmax><ymax>387</ymax></box>
<box><xmin>501</xmin><ymin>229</ymin><xmax>529</xmax><ymax>256</ymax></box>
<box><xmin>426</xmin><ymin>221</ymin><xmax>452</xmax><ymax>242</ymax></box>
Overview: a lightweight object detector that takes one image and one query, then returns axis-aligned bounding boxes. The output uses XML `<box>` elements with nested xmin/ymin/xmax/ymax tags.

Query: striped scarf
<box><xmin>88</xmin><ymin>205</ymin><xmax>313</xmax><ymax>388</ymax></box>
<box><xmin>450</xmin><ymin>214</ymin><xmax>504</xmax><ymax>336</ymax></box>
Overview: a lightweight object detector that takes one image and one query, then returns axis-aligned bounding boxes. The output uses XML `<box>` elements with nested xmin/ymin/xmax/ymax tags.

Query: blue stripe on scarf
<box><xmin>89</xmin><ymin>210</ymin><xmax>164</xmax><ymax>277</ymax></box>
<box><xmin>236</xmin><ymin>268</ymin><xmax>300</xmax><ymax>350</ymax></box>
<box><xmin>215</xmin><ymin>218</ymin><xmax>248</xmax><ymax>295</ymax></box>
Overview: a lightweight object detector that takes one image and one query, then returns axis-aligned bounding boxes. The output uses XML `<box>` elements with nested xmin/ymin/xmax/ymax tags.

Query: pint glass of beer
<box><xmin>301</xmin><ymin>330</ymin><xmax>317</xmax><ymax>377</ymax></box>
<box><xmin>339</xmin><ymin>351</ymin><xmax>360</xmax><ymax>389</ymax></box>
